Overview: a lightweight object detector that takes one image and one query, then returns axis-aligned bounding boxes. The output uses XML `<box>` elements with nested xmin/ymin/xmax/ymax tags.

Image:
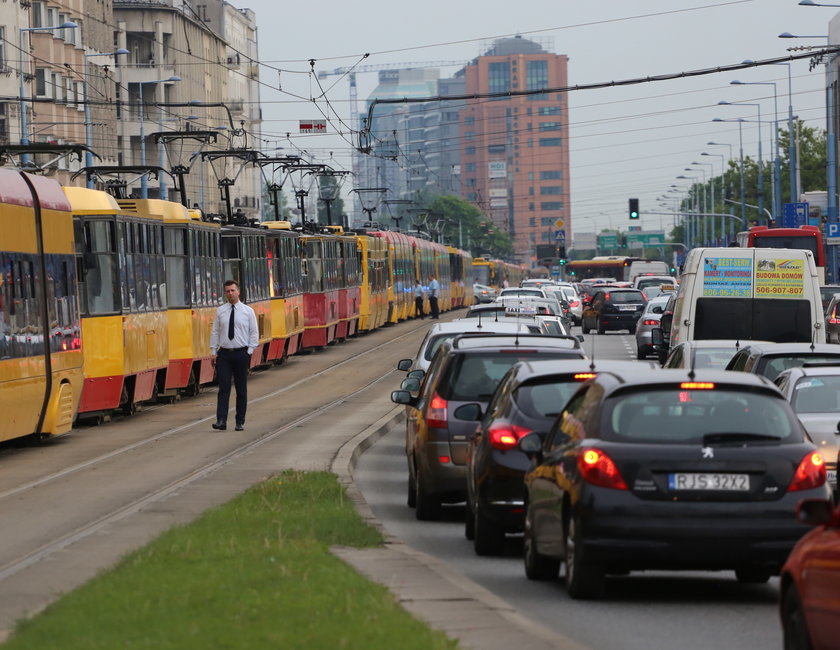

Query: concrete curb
<box><xmin>329</xmin><ymin>409</ymin><xmax>588</xmax><ymax>650</ymax></box>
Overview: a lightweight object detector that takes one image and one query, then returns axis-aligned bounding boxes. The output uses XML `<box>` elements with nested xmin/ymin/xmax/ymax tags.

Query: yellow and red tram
<box><xmin>0</xmin><ymin>170</ymin><xmax>83</xmax><ymax>442</ymax></box>
<box><xmin>67</xmin><ymin>187</ymin><xmax>169</xmax><ymax>417</ymax></box>
<box><xmin>264</xmin><ymin>221</ymin><xmax>305</xmax><ymax>361</ymax></box>
<box><xmin>354</xmin><ymin>233</ymin><xmax>388</xmax><ymax>332</ymax></box>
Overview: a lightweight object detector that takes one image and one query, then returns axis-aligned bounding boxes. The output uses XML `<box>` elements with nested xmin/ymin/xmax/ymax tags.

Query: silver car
<box><xmin>774</xmin><ymin>366</ymin><xmax>840</xmax><ymax>493</ymax></box>
<box><xmin>635</xmin><ymin>294</ymin><xmax>670</xmax><ymax>359</ymax></box>
<box><xmin>473</xmin><ymin>283</ymin><xmax>498</xmax><ymax>304</ymax></box>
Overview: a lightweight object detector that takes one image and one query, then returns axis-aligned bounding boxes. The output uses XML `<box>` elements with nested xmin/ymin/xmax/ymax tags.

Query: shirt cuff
<box><xmin>247</xmin><ymin>348</ymin><xmax>254</xmax><ymax>355</ymax></box>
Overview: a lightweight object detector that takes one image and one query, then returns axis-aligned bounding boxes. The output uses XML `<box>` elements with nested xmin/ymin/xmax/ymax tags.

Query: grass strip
<box><xmin>4</xmin><ymin>470</ymin><xmax>458</xmax><ymax>650</ymax></box>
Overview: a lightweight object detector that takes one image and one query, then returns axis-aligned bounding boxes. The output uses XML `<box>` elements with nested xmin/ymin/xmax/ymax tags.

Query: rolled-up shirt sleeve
<box><xmin>247</xmin><ymin>306</ymin><xmax>259</xmax><ymax>355</ymax></box>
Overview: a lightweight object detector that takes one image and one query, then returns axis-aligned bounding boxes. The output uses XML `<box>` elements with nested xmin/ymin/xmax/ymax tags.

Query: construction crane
<box><xmin>317</xmin><ymin>61</ymin><xmax>467</xmax><ymax>135</ymax></box>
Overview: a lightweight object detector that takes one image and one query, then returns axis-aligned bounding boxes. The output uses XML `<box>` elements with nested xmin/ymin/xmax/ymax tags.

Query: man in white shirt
<box><xmin>210</xmin><ymin>280</ymin><xmax>259</xmax><ymax>431</ymax></box>
<box><xmin>427</xmin><ymin>274</ymin><xmax>440</xmax><ymax>319</ymax></box>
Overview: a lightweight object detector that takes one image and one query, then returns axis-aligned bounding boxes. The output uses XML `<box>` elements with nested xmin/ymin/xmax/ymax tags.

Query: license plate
<box><xmin>668</xmin><ymin>473</ymin><xmax>749</xmax><ymax>491</ymax></box>
<box><xmin>618</xmin><ymin>305</ymin><xmax>637</xmax><ymax>311</ymax></box>
<box><xmin>828</xmin><ymin>469</ymin><xmax>837</xmax><ymax>486</ymax></box>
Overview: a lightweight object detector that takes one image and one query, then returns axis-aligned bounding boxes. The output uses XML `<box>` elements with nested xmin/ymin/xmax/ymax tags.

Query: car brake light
<box><xmin>426</xmin><ymin>392</ymin><xmax>448</xmax><ymax>429</ymax></box>
<box><xmin>488</xmin><ymin>424</ymin><xmax>533</xmax><ymax>450</ymax></box>
<box><xmin>788</xmin><ymin>451</ymin><xmax>826</xmax><ymax>492</ymax></box>
<box><xmin>643</xmin><ymin>319</ymin><xmax>658</xmax><ymax>326</ymax></box>
<box><xmin>680</xmin><ymin>382</ymin><xmax>715</xmax><ymax>390</ymax></box>
<box><xmin>574</xmin><ymin>373</ymin><xmax>597</xmax><ymax>380</ymax></box>
<box><xmin>570</xmin><ymin>300</ymin><xmax>580</xmax><ymax>307</ymax></box>
<box><xmin>578</xmin><ymin>448</ymin><xmax>628</xmax><ymax>490</ymax></box>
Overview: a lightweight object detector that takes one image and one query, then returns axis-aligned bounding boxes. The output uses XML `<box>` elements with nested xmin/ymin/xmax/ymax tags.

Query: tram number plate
<box><xmin>668</xmin><ymin>473</ymin><xmax>749</xmax><ymax>491</ymax></box>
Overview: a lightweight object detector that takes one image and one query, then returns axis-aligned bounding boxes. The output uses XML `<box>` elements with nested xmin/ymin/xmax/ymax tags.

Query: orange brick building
<box><xmin>461</xmin><ymin>37</ymin><xmax>570</xmax><ymax>266</ymax></box>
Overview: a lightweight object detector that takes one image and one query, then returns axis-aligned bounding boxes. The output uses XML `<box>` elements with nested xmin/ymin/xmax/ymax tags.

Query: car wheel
<box><xmin>636</xmin><ymin>348</ymin><xmax>647</xmax><ymax>360</ymax></box>
<box><xmin>782</xmin><ymin>586</ymin><xmax>813</xmax><ymax>650</ymax></box>
<box><xmin>414</xmin><ymin>465</ymin><xmax>441</xmax><ymax>521</ymax></box>
<box><xmin>523</xmin><ymin>518</ymin><xmax>559</xmax><ymax>581</ymax></box>
<box><xmin>628</xmin><ymin>325</ymin><xmax>636</xmax><ymax>335</ymax></box>
<box><xmin>565</xmin><ymin>517</ymin><xmax>605</xmax><ymax>599</ymax></box>
<box><xmin>597</xmin><ymin>322</ymin><xmax>606</xmax><ymax>335</ymax></box>
<box><xmin>581</xmin><ymin>319</ymin><xmax>590</xmax><ymax>334</ymax></box>
<box><xmin>464</xmin><ymin>498</ymin><xmax>475</xmax><ymax>540</ymax></box>
<box><xmin>735</xmin><ymin>567</ymin><xmax>771</xmax><ymax>584</ymax></box>
<box><xmin>474</xmin><ymin>502</ymin><xmax>506</xmax><ymax>556</ymax></box>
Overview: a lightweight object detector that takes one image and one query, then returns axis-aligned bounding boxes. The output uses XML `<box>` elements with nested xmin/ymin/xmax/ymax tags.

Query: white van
<box><xmin>668</xmin><ymin>247</ymin><xmax>825</xmax><ymax>345</ymax></box>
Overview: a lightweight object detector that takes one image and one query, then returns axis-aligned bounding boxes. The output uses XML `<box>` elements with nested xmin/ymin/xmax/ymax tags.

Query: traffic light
<box><xmin>629</xmin><ymin>198</ymin><xmax>640</xmax><ymax>220</ymax></box>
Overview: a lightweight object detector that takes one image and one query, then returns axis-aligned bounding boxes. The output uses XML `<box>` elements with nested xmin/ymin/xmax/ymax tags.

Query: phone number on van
<box><xmin>755</xmin><ymin>286</ymin><xmax>804</xmax><ymax>296</ymax></box>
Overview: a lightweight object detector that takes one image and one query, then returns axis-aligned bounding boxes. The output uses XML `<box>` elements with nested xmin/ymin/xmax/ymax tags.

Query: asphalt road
<box><xmin>354</xmin><ymin>329</ymin><xmax>784</xmax><ymax>650</ymax></box>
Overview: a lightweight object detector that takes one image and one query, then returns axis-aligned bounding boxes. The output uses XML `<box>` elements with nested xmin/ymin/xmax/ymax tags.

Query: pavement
<box><xmin>331</xmin><ymin>407</ymin><xmax>589</xmax><ymax>650</ymax></box>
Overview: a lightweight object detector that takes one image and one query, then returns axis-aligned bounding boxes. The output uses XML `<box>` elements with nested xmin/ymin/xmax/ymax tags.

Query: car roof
<box><xmin>424</xmin><ymin>320</ymin><xmax>529</xmax><ymax>334</ymax></box>
<box><xmin>591</xmin><ymin>368</ymin><xmax>780</xmax><ymax>394</ymax></box>
<box><xmin>675</xmin><ymin>339</ymin><xmax>770</xmax><ymax>349</ymax></box>
<box><xmin>447</xmin><ymin>332</ymin><xmax>582</xmax><ymax>352</ymax></box>
<box><xmin>733</xmin><ymin>342</ymin><xmax>840</xmax><ymax>355</ymax></box>
<box><xmin>776</xmin><ymin>365</ymin><xmax>840</xmax><ymax>380</ymax></box>
<box><xmin>508</xmin><ymin>358</ymin><xmax>659</xmax><ymax>383</ymax></box>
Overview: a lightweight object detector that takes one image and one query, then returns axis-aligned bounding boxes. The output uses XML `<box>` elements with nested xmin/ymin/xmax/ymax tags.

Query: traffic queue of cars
<box><xmin>391</xmin><ymin>267</ymin><xmax>840</xmax><ymax>646</ymax></box>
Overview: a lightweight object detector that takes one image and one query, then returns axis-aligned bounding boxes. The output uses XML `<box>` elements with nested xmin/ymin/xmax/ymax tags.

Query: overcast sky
<box><xmin>240</xmin><ymin>0</ymin><xmax>837</xmax><ymax>235</ymax></box>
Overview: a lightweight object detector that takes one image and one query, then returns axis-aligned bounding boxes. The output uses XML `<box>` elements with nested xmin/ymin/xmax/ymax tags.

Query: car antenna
<box><xmin>477</xmin><ymin>310</ymin><xmax>483</xmax><ymax>329</ymax></box>
<box><xmin>688</xmin><ymin>344</ymin><xmax>697</xmax><ymax>381</ymax></box>
<box><xmin>589</xmin><ymin>329</ymin><xmax>596</xmax><ymax>371</ymax></box>
<box><xmin>811</xmin><ymin>330</ymin><xmax>816</xmax><ymax>352</ymax></box>
<box><xmin>735</xmin><ymin>338</ymin><xmax>741</xmax><ymax>351</ymax></box>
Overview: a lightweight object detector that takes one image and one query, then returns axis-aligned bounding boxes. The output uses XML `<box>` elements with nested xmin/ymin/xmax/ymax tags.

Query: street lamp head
<box><xmin>799</xmin><ymin>0</ymin><xmax>817</xmax><ymax>4</ymax></box>
<box><xmin>60</xmin><ymin>21</ymin><xmax>78</xmax><ymax>29</ymax></box>
<box><xmin>730</xmin><ymin>80</ymin><xmax>744</xmax><ymax>85</ymax></box>
<box><xmin>779</xmin><ymin>32</ymin><xmax>796</xmax><ymax>38</ymax></box>
<box><xmin>718</xmin><ymin>101</ymin><xmax>733</xmax><ymax>105</ymax></box>
<box><xmin>115</xmin><ymin>48</ymin><xmax>130</xmax><ymax>56</ymax></box>
<box><xmin>166</xmin><ymin>76</ymin><xmax>181</xmax><ymax>82</ymax></box>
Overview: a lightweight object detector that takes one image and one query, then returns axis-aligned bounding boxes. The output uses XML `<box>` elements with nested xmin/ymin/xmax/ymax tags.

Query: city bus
<box><xmin>563</xmin><ymin>256</ymin><xmax>644</xmax><ymax>282</ymax></box>
<box><xmin>736</xmin><ymin>226</ymin><xmax>826</xmax><ymax>283</ymax></box>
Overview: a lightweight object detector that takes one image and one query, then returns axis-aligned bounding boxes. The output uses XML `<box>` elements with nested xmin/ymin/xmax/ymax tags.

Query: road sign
<box><xmin>782</xmin><ymin>202</ymin><xmax>808</xmax><ymax>228</ymax></box>
<box><xmin>299</xmin><ymin>119</ymin><xmax>327</xmax><ymax>133</ymax></box>
<box><xmin>554</xmin><ymin>219</ymin><xmax>565</xmax><ymax>228</ymax></box>
<box><xmin>626</xmin><ymin>231</ymin><xmax>665</xmax><ymax>246</ymax></box>
<box><xmin>826</xmin><ymin>222</ymin><xmax>840</xmax><ymax>245</ymax></box>
<box><xmin>554</xmin><ymin>229</ymin><xmax>565</xmax><ymax>241</ymax></box>
<box><xmin>598</xmin><ymin>233</ymin><xmax>619</xmax><ymax>248</ymax></box>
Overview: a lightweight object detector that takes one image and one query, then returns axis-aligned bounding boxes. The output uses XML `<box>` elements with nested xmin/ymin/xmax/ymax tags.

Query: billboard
<box><xmin>488</xmin><ymin>161</ymin><xmax>506</xmax><ymax>178</ymax></box>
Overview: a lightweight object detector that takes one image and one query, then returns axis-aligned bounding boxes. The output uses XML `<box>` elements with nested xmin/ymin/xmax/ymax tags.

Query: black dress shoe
<box><xmin>235</xmin><ymin>423</ymin><xmax>244</xmax><ymax>431</ymax></box>
<box><xmin>211</xmin><ymin>421</ymin><xmax>227</xmax><ymax>430</ymax></box>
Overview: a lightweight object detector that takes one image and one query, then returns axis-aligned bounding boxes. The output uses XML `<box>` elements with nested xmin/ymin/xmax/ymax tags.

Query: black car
<box><xmin>519</xmin><ymin>368</ymin><xmax>832</xmax><ymax>599</ymax></box>
<box><xmin>581</xmin><ymin>288</ymin><xmax>646</xmax><ymax>334</ymax></box>
<box><xmin>463</xmin><ymin>359</ymin><xmax>652</xmax><ymax>555</ymax></box>
<box><xmin>390</xmin><ymin>334</ymin><xmax>586</xmax><ymax>520</ymax></box>
<box><xmin>724</xmin><ymin>342</ymin><xmax>840</xmax><ymax>381</ymax></box>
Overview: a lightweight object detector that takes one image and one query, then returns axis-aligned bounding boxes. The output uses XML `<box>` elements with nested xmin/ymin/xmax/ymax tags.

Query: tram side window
<box><xmin>82</xmin><ymin>221</ymin><xmax>119</xmax><ymax>315</ymax></box>
<box><xmin>0</xmin><ymin>256</ymin><xmax>11</xmax><ymax>359</ymax></box>
<box><xmin>222</xmin><ymin>235</ymin><xmax>241</xmax><ymax>290</ymax></box>
<box><xmin>164</xmin><ymin>227</ymin><xmax>189</xmax><ymax>308</ymax></box>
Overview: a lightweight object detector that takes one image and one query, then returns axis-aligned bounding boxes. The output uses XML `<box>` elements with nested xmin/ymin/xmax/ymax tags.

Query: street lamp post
<box><xmin>712</xmin><ymin>118</ymin><xmax>747</xmax><ymax>226</ymax></box>
<box><xmin>18</xmin><ymin>21</ymin><xmax>78</xmax><ymax>156</ymax></box>
<box><xmin>720</xmin><ymin>101</ymin><xmax>765</xmax><ymax>223</ymax></box>
<box><xmin>701</xmin><ymin>152</ymin><xmax>728</xmax><ymax>243</ymax></box>
<box><xmin>137</xmin><ymin>76</ymin><xmax>181</xmax><ymax>198</ymax></box>
<box><xmin>731</xmin><ymin>80</ymin><xmax>781</xmax><ymax>220</ymax></box>
<box><xmin>691</xmin><ymin>162</ymin><xmax>716</xmax><ymax>244</ymax></box>
<box><xmin>83</xmin><ymin>48</ymin><xmax>129</xmax><ymax>187</ymax></box>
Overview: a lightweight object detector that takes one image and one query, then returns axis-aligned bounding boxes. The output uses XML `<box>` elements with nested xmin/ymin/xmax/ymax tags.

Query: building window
<box><xmin>488</xmin><ymin>62</ymin><xmax>510</xmax><ymax>98</ymax></box>
<box><xmin>35</xmin><ymin>68</ymin><xmax>49</xmax><ymax>98</ymax></box>
<box><xmin>465</xmin><ymin>131</ymin><xmax>475</xmax><ymax>140</ymax></box>
<box><xmin>541</xmin><ymin>232</ymin><xmax>553</xmax><ymax>242</ymax></box>
<box><xmin>541</xmin><ymin>202</ymin><xmax>563</xmax><ymax>211</ymax></box>
<box><xmin>528</xmin><ymin>186</ymin><xmax>534</xmax><ymax>195</ymax></box>
<box><xmin>540</xmin><ymin>170</ymin><xmax>562</xmax><ymax>180</ymax></box>
<box><xmin>539</xmin><ymin>138</ymin><xmax>561</xmax><ymax>147</ymax></box>
<box><xmin>47</xmin><ymin>7</ymin><xmax>58</xmax><ymax>34</ymax></box>
<box><xmin>527</xmin><ymin>139</ymin><xmax>533</xmax><ymax>148</ymax></box>
<box><xmin>529</xmin><ymin>202</ymin><xmax>535</xmax><ymax>211</ymax></box>
<box><xmin>31</xmin><ymin>2</ymin><xmax>45</xmax><ymax>28</ymax></box>
<box><xmin>465</xmin><ymin>146</ymin><xmax>476</xmax><ymax>155</ymax></box>
<box><xmin>526</xmin><ymin>60</ymin><xmax>549</xmax><ymax>101</ymax></box>
<box><xmin>444</xmin><ymin>111</ymin><xmax>459</xmax><ymax>121</ymax></box>
<box><xmin>465</xmin><ymin>162</ymin><xmax>476</xmax><ymax>172</ymax></box>
<box><xmin>467</xmin><ymin>192</ymin><xmax>477</xmax><ymax>201</ymax></box>
<box><xmin>529</xmin><ymin>218</ymin><xmax>536</xmax><ymax>227</ymax></box>
<box><xmin>539</xmin><ymin>106</ymin><xmax>561</xmax><ymax>115</ymax></box>
<box><xmin>528</xmin><ymin>172</ymin><xmax>534</xmax><ymax>180</ymax></box>
<box><xmin>75</xmin><ymin>81</ymin><xmax>84</xmax><ymax>111</ymax></box>
<box><xmin>540</xmin><ymin>186</ymin><xmax>562</xmax><ymax>195</ymax></box>
<box><xmin>541</xmin><ymin>217</ymin><xmax>556</xmax><ymax>226</ymax></box>
<box><xmin>464</xmin><ymin>116</ymin><xmax>475</xmax><ymax>125</ymax></box>
<box><xmin>0</xmin><ymin>27</ymin><xmax>5</xmax><ymax>70</ymax></box>
<box><xmin>539</xmin><ymin>122</ymin><xmax>561</xmax><ymax>131</ymax></box>
<box><xmin>487</xmin><ymin>144</ymin><xmax>505</xmax><ymax>154</ymax></box>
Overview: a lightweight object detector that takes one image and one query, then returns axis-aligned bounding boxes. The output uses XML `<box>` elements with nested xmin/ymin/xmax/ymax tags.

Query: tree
<box><xmin>423</xmin><ymin>193</ymin><xmax>515</xmax><ymax>260</ymax></box>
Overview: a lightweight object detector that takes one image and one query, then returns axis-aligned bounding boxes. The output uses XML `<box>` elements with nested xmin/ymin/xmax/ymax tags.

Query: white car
<box><xmin>396</xmin><ymin>320</ymin><xmax>533</xmax><ymax>374</ymax></box>
<box><xmin>473</xmin><ymin>283</ymin><xmax>498</xmax><ymax>303</ymax></box>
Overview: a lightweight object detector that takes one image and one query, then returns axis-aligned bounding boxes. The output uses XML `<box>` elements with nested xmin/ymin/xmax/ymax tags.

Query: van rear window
<box><xmin>694</xmin><ymin>298</ymin><xmax>812</xmax><ymax>342</ymax></box>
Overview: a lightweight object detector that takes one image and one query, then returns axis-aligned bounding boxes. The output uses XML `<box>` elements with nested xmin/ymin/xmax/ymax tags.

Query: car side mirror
<box><xmin>576</xmin><ymin>334</ymin><xmax>584</xmax><ymax>343</ymax></box>
<box><xmin>391</xmin><ymin>390</ymin><xmax>417</xmax><ymax>406</ymax></box>
<box><xmin>407</xmin><ymin>369</ymin><xmax>425</xmax><ymax>380</ymax></box>
<box><xmin>453</xmin><ymin>403</ymin><xmax>482</xmax><ymax>421</ymax></box>
<box><xmin>795</xmin><ymin>498</ymin><xmax>837</xmax><ymax>526</ymax></box>
<box><xmin>518</xmin><ymin>432</ymin><xmax>543</xmax><ymax>459</ymax></box>
<box><xmin>400</xmin><ymin>377</ymin><xmax>421</xmax><ymax>392</ymax></box>
<box><xmin>397</xmin><ymin>358</ymin><xmax>413</xmax><ymax>371</ymax></box>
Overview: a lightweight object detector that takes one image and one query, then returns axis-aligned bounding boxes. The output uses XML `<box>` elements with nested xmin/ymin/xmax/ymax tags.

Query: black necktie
<box><xmin>228</xmin><ymin>305</ymin><xmax>235</xmax><ymax>340</ymax></box>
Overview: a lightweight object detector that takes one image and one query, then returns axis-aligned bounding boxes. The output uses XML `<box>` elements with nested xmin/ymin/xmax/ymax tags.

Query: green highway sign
<box><xmin>626</xmin><ymin>231</ymin><xmax>665</xmax><ymax>247</ymax></box>
<box><xmin>598</xmin><ymin>233</ymin><xmax>619</xmax><ymax>248</ymax></box>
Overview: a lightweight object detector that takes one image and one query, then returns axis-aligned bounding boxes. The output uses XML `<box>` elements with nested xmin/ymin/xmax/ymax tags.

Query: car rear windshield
<box><xmin>440</xmin><ymin>352</ymin><xmax>578</xmax><ymax>401</ymax></box>
<box><xmin>602</xmin><ymin>388</ymin><xmax>800</xmax><ymax>444</ymax></box>
<box><xmin>516</xmin><ymin>378</ymin><xmax>583</xmax><ymax>418</ymax></box>
<box><xmin>694</xmin><ymin>298</ymin><xmax>812</xmax><ymax>342</ymax></box>
<box><xmin>792</xmin><ymin>375</ymin><xmax>840</xmax><ymax>413</ymax></box>
<box><xmin>758</xmin><ymin>355</ymin><xmax>840</xmax><ymax>380</ymax></box>
<box><xmin>637</xmin><ymin>277</ymin><xmax>672</xmax><ymax>291</ymax></box>
<box><xmin>693</xmin><ymin>348</ymin><xmax>739</xmax><ymax>369</ymax></box>
<box><xmin>608</xmin><ymin>291</ymin><xmax>644</xmax><ymax>304</ymax></box>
